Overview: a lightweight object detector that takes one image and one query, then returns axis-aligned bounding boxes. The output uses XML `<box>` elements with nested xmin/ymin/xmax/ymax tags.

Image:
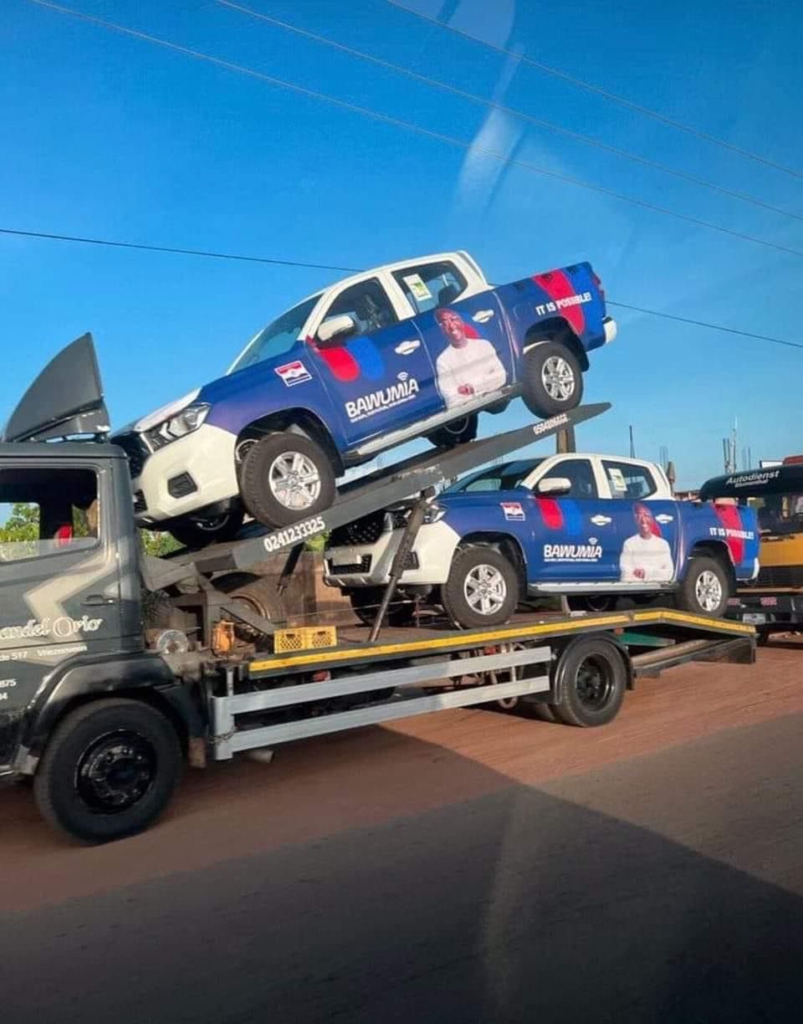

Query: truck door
<box><xmin>601</xmin><ymin>459</ymin><xmax>679</xmax><ymax>584</ymax></box>
<box><xmin>0</xmin><ymin>461</ymin><xmax>124</xmax><ymax>739</ymax></box>
<box><xmin>526</xmin><ymin>458</ymin><xmax>621</xmax><ymax>582</ymax></box>
<box><xmin>309</xmin><ymin>277</ymin><xmax>439</xmax><ymax>447</ymax></box>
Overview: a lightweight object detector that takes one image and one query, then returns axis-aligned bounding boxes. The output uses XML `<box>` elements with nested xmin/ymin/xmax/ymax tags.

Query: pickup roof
<box><xmin>111</xmin><ymin>250</ymin><xmax>616</xmax><ymax>548</ymax></box>
<box><xmin>324</xmin><ymin>453</ymin><xmax>760</xmax><ymax>627</ymax></box>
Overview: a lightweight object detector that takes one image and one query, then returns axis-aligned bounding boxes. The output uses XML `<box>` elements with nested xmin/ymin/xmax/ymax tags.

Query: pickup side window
<box><xmin>602</xmin><ymin>460</ymin><xmax>657</xmax><ymax>500</ymax></box>
<box><xmin>319</xmin><ymin>279</ymin><xmax>397</xmax><ymax>340</ymax></box>
<box><xmin>0</xmin><ymin>468</ymin><xmax>99</xmax><ymax>563</ymax></box>
<box><xmin>393</xmin><ymin>261</ymin><xmax>468</xmax><ymax>315</ymax></box>
<box><xmin>550</xmin><ymin>459</ymin><xmax>598</xmax><ymax>499</ymax></box>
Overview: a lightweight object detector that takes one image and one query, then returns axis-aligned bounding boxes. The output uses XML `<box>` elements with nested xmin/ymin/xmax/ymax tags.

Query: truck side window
<box><xmin>319</xmin><ymin>279</ymin><xmax>397</xmax><ymax>340</ymax></box>
<box><xmin>393</xmin><ymin>261</ymin><xmax>468</xmax><ymax>314</ymax></box>
<box><xmin>603</xmin><ymin>460</ymin><xmax>656</xmax><ymax>500</ymax></box>
<box><xmin>0</xmin><ymin>468</ymin><xmax>99</xmax><ymax>563</ymax></box>
<box><xmin>553</xmin><ymin>459</ymin><xmax>598</xmax><ymax>499</ymax></box>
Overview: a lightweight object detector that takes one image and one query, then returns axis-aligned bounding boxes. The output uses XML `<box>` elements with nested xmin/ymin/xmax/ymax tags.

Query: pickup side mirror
<box><xmin>536</xmin><ymin>476</ymin><xmax>572</xmax><ymax>497</ymax></box>
<box><xmin>318</xmin><ymin>313</ymin><xmax>357</xmax><ymax>347</ymax></box>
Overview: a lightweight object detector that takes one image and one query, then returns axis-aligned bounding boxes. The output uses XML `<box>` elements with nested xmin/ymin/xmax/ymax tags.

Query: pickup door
<box><xmin>524</xmin><ymin>457</ymin><xmax>621</xmax><ymax>582</ymax></box>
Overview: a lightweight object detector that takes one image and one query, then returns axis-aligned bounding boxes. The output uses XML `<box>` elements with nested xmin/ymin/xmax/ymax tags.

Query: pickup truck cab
<box><xmin>324</xmin><ymin>453</ymin><xmax>760</xmax><ymax>627</ymax></box>
<box><xmin>112</xmin><ymin>251</ymin><xmax>616</xmax><ymax>547</ymax></box>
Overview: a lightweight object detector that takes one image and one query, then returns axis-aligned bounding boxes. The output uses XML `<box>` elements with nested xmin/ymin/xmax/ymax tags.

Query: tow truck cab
<box><xmin>0</xmin><ymin>337</ymin><xmax>179</xmax><ymax>780</ymax></box>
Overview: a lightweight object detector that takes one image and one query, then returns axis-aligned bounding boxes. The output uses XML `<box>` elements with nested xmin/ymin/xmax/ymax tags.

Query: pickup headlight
<box><xmin>146</xmin><ymin>403</ymin><xmax>210</xmax><ymax>449</ymax></box>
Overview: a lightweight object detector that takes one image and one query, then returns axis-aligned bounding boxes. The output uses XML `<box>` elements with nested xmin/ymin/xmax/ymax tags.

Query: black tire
<box><xmin>521</xmin><ymin>341</ymin><xmax>584</xmax><ymax>418</ymax></box>
<box><xmin>240</xmin><ymin>432</ymin><xmax>336</xmax><ymax>529</ymax></box>
<box><xmin>568</xmin><ymin>594</ymin><xmax>616</xmax><ymax>613</ymax></box>
<box><xmin>34</xmin><ymin>698</ymin><xmax>182</xmax><ymax>844</ymax></box>
<box><xmin>756</xmin><ymin>629</ymin><xmax>770</xmax><ymax>647</ymax></box>
<box><xmin>426</xmin><ymin>413</ymin><xmax>478</xmax><ymax>450</ymax></box>
<box><xmin>222</xmin><ymin>578</ymin><xmax>287</xmax><ymax>624</ymax></box>
<box><xmin>441</xmin><ymin>546</ymin><xmax>519</xmax><ymax>629</ymax></box>
<box><xmin>168</xmin><ymin>508</ymin><xmax>244</xmax><ymax>550</ymax></box>
<box><xmin>347</xmin><ymin>588</ymin><xmax>417</xmax><ymax>627</ymax></box>
<box><xmin>550</xmin><ymin>638</ymin><xmax>627</xmax><ymax>728</ymax></box>
<box><xmin>676</xmin><ymin>555</ymin><xmax>732</xmax><ymax>618</ymax></box>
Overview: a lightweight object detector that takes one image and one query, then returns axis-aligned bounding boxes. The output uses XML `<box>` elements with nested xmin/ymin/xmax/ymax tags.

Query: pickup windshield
<box><xmin>229</xmin><ymin>294</ymin><xmax>320</xmax><ymax>373</ymax></box>
<box><xmin>446</xmin><ymin>459</ymin><xmax>545</xmax><ymax>493</ymax></box>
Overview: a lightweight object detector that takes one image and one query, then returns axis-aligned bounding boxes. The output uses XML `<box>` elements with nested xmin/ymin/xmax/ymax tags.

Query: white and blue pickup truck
<box><xmin>324</xmin><ymin>453</ymin><xmax>760</xmax><ymax>627</ymax></box>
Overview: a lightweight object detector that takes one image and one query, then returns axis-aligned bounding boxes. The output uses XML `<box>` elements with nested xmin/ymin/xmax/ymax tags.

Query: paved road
<box><xmin>1</xmin><ymin>641</ymin><xmax>803</xmax><ymax>1022</ymax></box>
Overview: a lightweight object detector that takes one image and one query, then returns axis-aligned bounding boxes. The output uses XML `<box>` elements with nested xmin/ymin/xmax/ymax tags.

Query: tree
<box><xmin>0</xmin><ymin>502</ymin><xmax>39</xmax><ymax>543</ymax></box>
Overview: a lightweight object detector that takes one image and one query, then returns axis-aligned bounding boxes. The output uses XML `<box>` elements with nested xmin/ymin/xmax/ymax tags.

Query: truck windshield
<box><xmin>752</xmin><ymin>492</ymin><xmax>803</xmax><ymax>535</ymax></box>
<box><xmin>228</xmin><ymin>294</ymin><xmax>321</xmax><ymax>373</ymax></box>
<box><xmin>446</xmin><ymin>459</ymin><xmax>544</xmax><ymax>493</ymax></box>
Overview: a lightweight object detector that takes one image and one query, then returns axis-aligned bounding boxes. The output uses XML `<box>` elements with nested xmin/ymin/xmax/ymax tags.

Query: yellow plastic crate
<box><xmin>274</xmin><ymin>625</ymin><xmax>338</xmax><ymax>654</ymax></box>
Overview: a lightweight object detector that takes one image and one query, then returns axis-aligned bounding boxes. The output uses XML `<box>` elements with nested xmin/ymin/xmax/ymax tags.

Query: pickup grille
<box><xmin>753</xmin><ymin>565</ymin><xmax>803</xmax><ymax>588</ymax></box>
<box><xmin>328</xmin><ymin>555</ymin><xmax>373</xmax><ymax>575</ymax></box>
<box><xmin>114</xmin><ymin>432</ymin><xmax>150</xmax><ymax>480</ymax></box>
<box><xmin>329</xmin><ymin>512</ymin><xmax>388</xmax><ymax>547</ymax></box>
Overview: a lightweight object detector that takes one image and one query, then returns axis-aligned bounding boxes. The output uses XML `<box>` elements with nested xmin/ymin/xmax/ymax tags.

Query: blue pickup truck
<box><xmin>324</xmin><ymin>453</ymin><xmax>760</xmax><ymax>627</ymax></box>
<box><xmin>112</xmin><ymin>251</ymin><xmax>616</xmax><ymax>547</ymax></box>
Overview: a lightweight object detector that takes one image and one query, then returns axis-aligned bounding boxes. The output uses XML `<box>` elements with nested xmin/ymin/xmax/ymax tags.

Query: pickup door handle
<box><xmin>590</xmin><ymin>515</ymin><xmax>612</xmax><ymax>526</ymax></box>
<box><xmin>84</xmin><ymin>594</ymin><xmax>115</xmax><ymax>606</ymax></box>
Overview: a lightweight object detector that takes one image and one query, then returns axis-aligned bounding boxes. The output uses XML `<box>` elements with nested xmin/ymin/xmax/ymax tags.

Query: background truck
<box><xmin>110</xmin><ymin>251</ymin><xmax>616</xmax><ymax>546</ymax></box>
<box><xmin>325</xmin><ymin>453</ymin><xmax>761</xmax><ymax>627</ymax></box>
<box><xmin>0</xmin><ymin>338</ymin><xmax>753</xmax><ymax>844</ymax></box>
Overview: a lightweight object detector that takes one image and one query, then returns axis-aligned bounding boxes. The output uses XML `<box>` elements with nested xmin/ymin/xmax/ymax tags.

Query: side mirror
<box><xmin>536</xmin><ymin>476</ymin><xmax>572</xmax><ymax>497</ymax></box>
<box><xmin>318</xmin><ymin>314</ymin><xmax>356</xmax><ymax>346</ymax></box>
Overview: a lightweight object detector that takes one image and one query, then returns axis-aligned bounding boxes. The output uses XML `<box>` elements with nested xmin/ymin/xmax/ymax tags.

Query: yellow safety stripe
<box><xmin>250</xmin><ymin>608</ymin><xmax>752</xmax><ymax>674</ymax></box>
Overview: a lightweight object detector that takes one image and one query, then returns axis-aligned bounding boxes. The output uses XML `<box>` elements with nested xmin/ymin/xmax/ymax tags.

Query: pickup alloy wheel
<box><xmin>676</xmin><ymin>555</ymin><xmax>731</xmax><ymax>617</ymax></box>
<box><xmin>240</xmin><ymin>432</ymin><xmax>336</xmax><ymax>529</ymax></box>
<box><xmin>442</xmin><ymin>546</ymin><xmax>519</xmax><ymax>628</ymax></box>
<box><xmin>521</xmin><ymin>341</ymin><xmax>584</xmax><ymax>418</ymax></box>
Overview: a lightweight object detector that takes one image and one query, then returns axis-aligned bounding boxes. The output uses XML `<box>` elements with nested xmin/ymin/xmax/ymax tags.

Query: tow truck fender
<box><xmin>549</xmin><ymin>633</ymin><xmax>634</xmax><ymax>701</ymax></box>
<box><xmin>17</xmin><ymin>651</ymin><xmax>204</xmax><ymax>771</ymax></box>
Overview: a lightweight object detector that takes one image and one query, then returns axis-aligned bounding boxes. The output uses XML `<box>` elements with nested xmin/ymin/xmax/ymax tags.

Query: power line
<box><xmin>386</xmin><ymin>0</ymin><xmax>803</xmax><ymax>181</ymax></box>
<box><xmin>23</xmin><ymin>0</ymin><xmax>803</xmax><ymax>263</ymax></box>
<box><xmin>0</xmin><ymin>227</ymin><xmax>362</xmax><ymax>273</ymax></box>
<box><xmin>217</xmin><ymin>0</ymin><xmax>803</xmax><ymax>224</ymax></box>
<box><xmin>4</xmin><ymin>223</ymin><xmax>802</xmax><ymax>352</ymax></box>
<box><xmin>607</xmin><ymin>301</ymin><xmax>803</xmax><ymax>351</ymax></box>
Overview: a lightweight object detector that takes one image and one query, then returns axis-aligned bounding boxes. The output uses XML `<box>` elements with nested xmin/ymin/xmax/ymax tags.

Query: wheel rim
<box><xmin>695</xmin><ymin>569</ymin><xmax>723</xmax><ymax>612</ymax></box>
<box><xmin>76</xmin><ymin>730</ymin><xmax>157</xmax><ymax>814</ymax></box>
<box><xmin>575</xmin><ymin>655</ymin><xmax>614</xmax><ymax>711</ymax></box>
<box><xmin>268</xmin><ymin>451</ymin><xmax>322</xmax><ymax>511</ymax></box>
<box><xmin>191</xmin><ymin>513</ymin><xmax>230</xmax><ymax>533</ymax></box>
<box><xmin>541</xmin><ymin>355</ymin><xmax>575</xmax><ymax>401</ymax></box>
<box><xmin>445</xmin><ymin>417</ymin><xmax>470</xmax><ymax>437</ymax></box>
<box><xmin>464</xmin><ymin>564</ymin><xmax>507</xmax><ymax>615</ymax></box>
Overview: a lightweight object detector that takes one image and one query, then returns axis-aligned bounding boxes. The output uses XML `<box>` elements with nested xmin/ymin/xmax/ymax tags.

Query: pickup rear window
<box><xmin>603</xmin><ymin>460</ymin><xmax>657</xmax><ymax>499</ymax></box>
<box><xmin>393</xmin><ymin>261</ymin><xmax>467</xmax><ymax>314</ymax></box>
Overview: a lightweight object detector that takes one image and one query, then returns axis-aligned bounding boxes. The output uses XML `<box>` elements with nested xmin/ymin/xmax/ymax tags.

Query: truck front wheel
<box><xmin>521</xmin><ymin>341</ymin><xmax>583</xmax><ymax>418</ymax></box>
<box><xmin>240</xmin><ymin>432</ymin><xmax>336</xmax><ymax>529</ymax></box>
<box><xmin>676</xmin><ymin>555</ymin><xmax>731</xmax><ymax>618</ymax></box>
<box><xmin>34</xmin><ymin>699</ymin><xmax>182</xmax><ymax>844</ymax></box>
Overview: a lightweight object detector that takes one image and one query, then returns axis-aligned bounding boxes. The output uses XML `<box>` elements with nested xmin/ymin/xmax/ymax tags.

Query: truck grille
<box><xmin>329</xmin><ymin>511</ymin><xmax>387</xmax><ymax>547</ymax></box>
<box><xmin>114</xmin><ymin>432</ymin><xmax>150</xmax><ymax>480</ymax></box>
<box><xmin>753</xmin><ymin>565</ymin><xmax>803</xmax><ymax>588</ymax></box>
<box><xmin>327</xmin><ymin>554</ymin><xmax>373</xmax><ymax>575</ymax></box>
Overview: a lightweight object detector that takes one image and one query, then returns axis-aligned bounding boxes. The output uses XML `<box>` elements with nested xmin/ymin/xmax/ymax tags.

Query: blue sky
<box><xmin>2</xmin><ymin>0</ymin><xmax>802</xmax><ymax>487</ymax></box>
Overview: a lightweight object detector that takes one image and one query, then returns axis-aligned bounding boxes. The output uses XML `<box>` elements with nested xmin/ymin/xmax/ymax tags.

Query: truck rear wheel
<box><xmin>442</xmin><ymin>546</ymin><xmax>519</xmax><ymax>628</ymax></box>
<box><xmin>34</xmin><ymin>698</ymin><xmax>182</xmax><ymax>844</ymax></box>
<box><xmin>676</xmin><ymin>555</ymin><xmax>731</xmax><ymax>617</ymax></box>
<box><xmin>550</xmin><ymin>637</ymin><xmax>627</xmax><ymax>727</ymax></box>
<box><xmin>240</xmin><ymin>432</ymin><xmax>336</xmax><ymax>529</ymax></box>
<box><xmin>521</xmin><ymin>341</ymin><xmax>583</xmax><ymax>418</ymax></box>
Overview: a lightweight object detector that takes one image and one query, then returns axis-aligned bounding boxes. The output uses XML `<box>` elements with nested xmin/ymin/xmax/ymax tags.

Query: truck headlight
<box><xmin>147</xmin><ymin>403</ymin><xmax>210</xmax><ymax>448</ymax></box>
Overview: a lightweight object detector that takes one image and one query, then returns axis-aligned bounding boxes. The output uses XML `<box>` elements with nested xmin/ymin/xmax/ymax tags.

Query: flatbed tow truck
<box><xmin>0</xmin><ymin>337</ymin><xmax>755</xmax><ymax>843</ymax></box>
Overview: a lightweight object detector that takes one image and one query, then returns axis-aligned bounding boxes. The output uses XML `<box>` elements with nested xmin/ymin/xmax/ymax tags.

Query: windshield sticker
<box><xmin>608</xmin><ymin>467</ymin><xmax>627</xmax><ymax>493</ymax></box>
<box><xmin>501</xmin><ymin>501</ymin><xmax>526</xmax><ymax>521</ymax></box>
<box><xmin>403</xmin><ymin>274</ymin><xmax>432</xmax><ymax>303</ymax></box>
<box><xmin>275</xmin><ymin>360</ymin><xmax>312</xmax><ymax>387</ymax></box>
<box><xmin>345</xmin><ymin>375</ymin><xmax>420</xmax><ymax>422</ymax></box>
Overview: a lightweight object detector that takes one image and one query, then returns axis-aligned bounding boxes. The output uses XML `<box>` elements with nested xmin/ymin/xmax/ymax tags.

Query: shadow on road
<box><xmin>1</xmin><ymin>719</ymin><xmax>802</xmax><ymax>1023</ymax></box>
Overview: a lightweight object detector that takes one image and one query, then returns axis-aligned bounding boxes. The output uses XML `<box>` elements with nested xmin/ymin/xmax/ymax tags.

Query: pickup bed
<box><xmin>325</xmin><ymin>453</ymin><xmax>760</xmax><ymax>627</ymax></box>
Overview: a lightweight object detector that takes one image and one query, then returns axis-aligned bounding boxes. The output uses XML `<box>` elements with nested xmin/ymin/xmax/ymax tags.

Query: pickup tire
<box><xmin>676</xmin><ymin>555</ymin><xmax>731</xmax><ymax>617</ymax></box>
<box><xmin>442</xmin><ymin>546</ymin><xmax>519</xmax><ymax>628</ymax></box>
<box><xmin>34</xmin><ymin>698</ymin><xmax>182</xmax><ymax>844</ymax></box>
<box><xmin>426</xmin><ymin>413</ymin><xmax>478</xmax><ymax>450</ymax></box>
<box><xmin>550</xmin><ymin>638</ymin><xmax>627</xmax><ymax>727</ymax></box>
<box><xmin>168</xmin><ymin>508</ymin><xmax>244</xmax><ymax>549</ymax></box>
<box><xmin>521</xmin><ymin>341</ymin><xmax>583</xmax><ymax>418</ymax></box>
<box><xmin>240</xmin><ymin>432</ymin><xmax>336</xmax><ymax>529</ymax></box>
